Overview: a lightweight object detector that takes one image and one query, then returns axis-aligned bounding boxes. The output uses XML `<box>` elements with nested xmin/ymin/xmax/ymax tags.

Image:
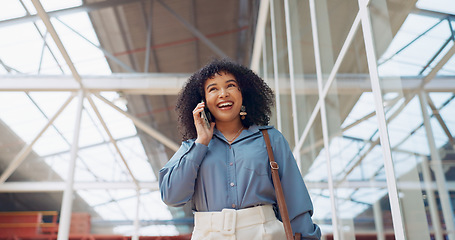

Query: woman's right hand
<box><xmin>193</xmin><ymin>101</ymin><xmax>215</xmax><ymax>146</ymax></box>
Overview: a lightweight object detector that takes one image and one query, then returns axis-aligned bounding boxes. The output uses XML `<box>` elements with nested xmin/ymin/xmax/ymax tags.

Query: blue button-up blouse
<box><xmin>159</xmin><ymin>125</ymin><xmax>321</xmax><ymax>239</ymax></box>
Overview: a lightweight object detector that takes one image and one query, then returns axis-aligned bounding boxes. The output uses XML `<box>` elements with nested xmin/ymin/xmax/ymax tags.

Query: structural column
<box><xmin>358</xmin><ymin>0</ymin><xmax>406</xmax><ymax>239</ymax></box>
<box><xmin>373</xmin><ymin>201</ymin><xmax>385</xmax><ymax>240</ymax></box>
<box><xmin>57</xmin><ymin>90</ymin><xmax>85</xmax><ymax>240</ymax></box>
<box><xmin>132</xmin><ymin>190</ymin><xmax>141</xmax><ymax>240</ymax></box>
<box><xmin>418</xmin><ymin>91</ymin><xmax>455</xmax><ymax>240</ymax></box>
<box><xmin>421</xmin><ymin>156</ymin><xmax>444</xmax><ymax>240</ymax></box>
<box><xmin>308</xmin><ymin>0</ymin><xmax>340</xmax><ymax>238</ymax></box>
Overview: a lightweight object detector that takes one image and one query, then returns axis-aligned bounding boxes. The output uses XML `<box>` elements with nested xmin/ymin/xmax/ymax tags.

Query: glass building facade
<box><xmin>253</xmin><ymin>0</ymin><xmax>455</xmax><ymax>239</ymax></box>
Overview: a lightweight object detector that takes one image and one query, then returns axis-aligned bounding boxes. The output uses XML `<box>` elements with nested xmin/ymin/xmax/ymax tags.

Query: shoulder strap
<box><xmin>261</xmin><ymin>129</ymin><xmax>296</xmax><ymax>240</ymax></box>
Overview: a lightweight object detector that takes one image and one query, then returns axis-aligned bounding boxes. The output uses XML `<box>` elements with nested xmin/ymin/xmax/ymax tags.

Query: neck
<box><xmin>215</xmin><ymin>119</ymin><xmax>243</xmax><ymax>134</ymax></box>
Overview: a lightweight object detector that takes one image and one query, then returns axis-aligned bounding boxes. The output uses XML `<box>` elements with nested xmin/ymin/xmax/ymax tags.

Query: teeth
<box><xmin>218</xmin><ymin>102</ymin><xmax>233</xmax><ymax>107</ymax></box>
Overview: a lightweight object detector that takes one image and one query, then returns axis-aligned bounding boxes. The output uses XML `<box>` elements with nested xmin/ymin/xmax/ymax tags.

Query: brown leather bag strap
<box><xmin>261</xmin><ymin>129</ymin><xmax>296</xmax><ymax>240</ymax></box>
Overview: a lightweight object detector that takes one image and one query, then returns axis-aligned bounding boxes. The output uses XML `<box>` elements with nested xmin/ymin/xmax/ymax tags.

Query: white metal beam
<box><xmin>31</xmin><ymin>0</ymin><xmax>83</xmax><ymax>87</ymax></box>
<box><xmin>269</xmin><ymin>0</ymin><xmax>282</xmax><ymax>132</ymax></box>
<box><xmin>93</xmin><ymin>93</ymin><xmax>180</xmax><ymax>152</ymax></box>
<box><xmin>359</xmin><ymin>0</ymin><xmax>406</xmax><ymax>238</ymax></box>
<box><xmin>87</xmin><ymin>94</ymin><xmax>140</xmax><ymax>189</ymax></box>
<box><xmin>292</xmin><ymin>10</ymin><xmax>360</xmax><ymax>156</ymax></box>
<box><xmin>309</xmin><ymin>0</ymin><xmax>340</xmax><ymax>238</ymax></box>
<box><xmin>426</xmin><ymin>93</ymin><xmax>455</xmax><ymax>147</ymax></box>
<box><xmin>0</xmin><ymin>93</ymin><xmax>75</xmax><ymax>183</ymax></box>
<box><xmin>307</xmin><ymin>180</ymin><xmax>455</xmax><ymax>190</ymax></box>
<box><xmin>55</xmin><ymin>18</ymin><xmax>136</xmax><ymax>73</ymax></box>
<box><xmin>421</xmin><ymin>157</ymin><xmax>444</xmax><ymax>240</ymax></box>
<box><xmin>1</xmin><ymin>74</ymin><xmax>454</xmax><ymax>93</ymax></box>
<box><xmin>18</xmin><ymin>0</ymin><xmax>64</xmax><ymax>74</ymax></box>
<box><xmin>57</xmin><ymin>90</ymin><xmax>84</xmax><ymax>240</ymax></box>
<box><xmin>0</xmin><ymin>0</ymin><xmax>153</xmax><ymax>28</ymax></box>
<box><xmin>284</xmin><ymin>0</ymin><xmax>300</xmax><ymax>163</ymax></box>
<box><xmin>419</xmin><ymin>91</ymin><xmax>455</xmax><ymax>240</ymax></box>
<box><xmin>373</xmin><ymin>201</ymin><xmax>385</xmax><ymax>240</ymax></box>
<box><xmin>250</xmin><ymin>0</ymin><xmax>270</xmax><ymax>72</ymax></box>
<box><xmin>2</xmin><ymin>180</ymin><xmax>455</xmax><ymax>192</ymax></box>
<box><xmin>0</xmin><ymin>181</ymin><xmax>159</xmax><ymax>192</ymax></box>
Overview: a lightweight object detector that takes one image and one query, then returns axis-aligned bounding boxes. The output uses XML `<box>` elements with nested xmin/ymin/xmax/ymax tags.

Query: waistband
<box><xmin>194</xmin><ymin>205</ymin><xmax>277</xmax><ymax>235</ymax></box>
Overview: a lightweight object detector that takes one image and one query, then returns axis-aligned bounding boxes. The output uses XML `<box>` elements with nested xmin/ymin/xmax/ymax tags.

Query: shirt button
<box><xmin>229</xmin><ymin>162</ymin><xmax>233</xmax><ymax>166</ymax></box>
<box><xmin>232</xmin><ymin>204</ymin><xmax>236</xmax><ymax>208</ymax></box>
<box><xmin>230</xmin><ymin>182</ymin><xmax>235</xmax><ymax>187</ymax></box>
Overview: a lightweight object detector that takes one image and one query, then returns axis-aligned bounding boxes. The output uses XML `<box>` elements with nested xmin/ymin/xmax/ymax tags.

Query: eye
<box><xmin>227</xmin><ymin>83</ymin><xmax>237</xmax><ymax>88</ymax></box>
<box><xmin>208</xmin><ymin>87</ymin><xmax>217</xmax><ymax>92</ymax></box>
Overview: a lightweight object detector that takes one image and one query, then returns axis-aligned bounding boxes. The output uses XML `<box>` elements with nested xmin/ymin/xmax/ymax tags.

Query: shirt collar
<box><xmin>213</xmin><ymin>124</ymin><xmax>273</xmax><ymax>144</ymax></box>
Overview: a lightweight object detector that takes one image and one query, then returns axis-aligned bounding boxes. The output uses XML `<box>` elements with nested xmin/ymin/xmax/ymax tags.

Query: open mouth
<box><xmin>217</xmin><ymin>101</ymin><xmax>233</xmax><ymax>109</ymax></box>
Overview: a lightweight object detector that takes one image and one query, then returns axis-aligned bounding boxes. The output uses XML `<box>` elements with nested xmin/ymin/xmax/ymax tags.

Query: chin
<box><xmin>214</xmin><ymin>115</ymin><xmax>240</xmax><ymax>123</ymax></box>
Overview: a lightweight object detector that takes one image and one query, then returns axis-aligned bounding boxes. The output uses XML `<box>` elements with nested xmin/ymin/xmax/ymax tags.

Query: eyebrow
<box><xmin>206</xmin><ymin>83</ymin><xmax>216</xmax><ymax>90</ymax></box>
<box><xmin>205</xmin><ymin>79</ymin><xmax>238</xmax><ymax>90</ymax></box>
<box><xmin>226</xmin><ymin>79</ymin><xmax>237</xmax><ymax>84</ymax></box>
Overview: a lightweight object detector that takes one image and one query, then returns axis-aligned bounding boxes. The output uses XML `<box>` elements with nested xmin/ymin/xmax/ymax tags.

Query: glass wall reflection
<box><xmin>259</xmin><ymin>0</ymin><xmax>455</xmax><ymax>239</ymax></box>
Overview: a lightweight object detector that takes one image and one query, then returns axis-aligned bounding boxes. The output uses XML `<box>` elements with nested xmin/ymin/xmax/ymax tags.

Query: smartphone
<box><xmin>200</xmin><ymin>100</ymin><xmax>212</xmax><ymax>129</ymax></box>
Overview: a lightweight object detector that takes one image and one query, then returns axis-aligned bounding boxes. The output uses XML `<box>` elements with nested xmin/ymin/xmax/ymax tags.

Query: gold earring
<box><xmin>240</xmin><ymin>105</ymin><xmax>247</xmax><ymax>120</ymax></box>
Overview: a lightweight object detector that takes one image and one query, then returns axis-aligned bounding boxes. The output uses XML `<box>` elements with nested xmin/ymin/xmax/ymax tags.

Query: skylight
<box><xmin>0</xmin><ymin>0</ymin><xmax>175</xmax><ymax>236</ymax></box>
<box><xmin>417</xmin><ymin>0</ymin><xmax>455</xmax><ymax>15</ymax></box>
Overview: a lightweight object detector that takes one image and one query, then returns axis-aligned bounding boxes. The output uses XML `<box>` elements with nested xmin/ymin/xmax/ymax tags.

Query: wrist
<box><xmin>195</xmin><ymin>137</ymin><xmax>210</xmax><ymax>146</ymax></box>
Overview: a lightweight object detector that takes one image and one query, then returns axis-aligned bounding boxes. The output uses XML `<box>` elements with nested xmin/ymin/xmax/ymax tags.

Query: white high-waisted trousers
<box><xmin>191</xmin><ymin>205</ymin><xmax>286</xmax><ymax>240</ymax></box>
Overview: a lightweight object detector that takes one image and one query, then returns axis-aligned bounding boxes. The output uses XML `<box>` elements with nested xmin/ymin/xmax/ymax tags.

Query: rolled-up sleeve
<box><xmin>159</xmin><ymin>141</ymin><xmax>208</xmax><ymax>207</ymax></box>
<box><xmin>270</xmin><ymin>129</ymin><xmax>321</xmax><ymax>239</ymax></box>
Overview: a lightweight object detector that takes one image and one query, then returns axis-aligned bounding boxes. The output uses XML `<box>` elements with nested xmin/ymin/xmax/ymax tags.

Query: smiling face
<box><xmin>203</xmin><ymin>71</ymin><xmax>243</xmax><ymax>125</ymax></box>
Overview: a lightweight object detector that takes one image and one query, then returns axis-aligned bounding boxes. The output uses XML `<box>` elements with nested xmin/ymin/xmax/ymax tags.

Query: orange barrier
<box><xmin>0</xmin><ymin>211</ymin><xmax>191</xmax><ymax>240</ymax></box>
<box><xmin>0</xmin><ymin>211</ymin><xmax>58</xmax><ymax>238</ymax></box>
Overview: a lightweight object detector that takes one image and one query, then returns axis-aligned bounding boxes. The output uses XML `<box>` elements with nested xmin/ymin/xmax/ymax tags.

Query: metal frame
<box><xmin>250</xmin><ymin>0</ymin><xmax>270</xmax><ymax>72</ymax></box>
<box><xmin>157</xmin><ymin>0</ymin><xmax>227</xmax><ymax>59</ymax></box>
<box><xmin>18</xmin><ymin>0</ymin><xmax>65</xmax><ymax>75</ymax></box>
<box><xmin>421</xmin><ymin>156</ymin><xmax>444</xmax><ymax>240</ymax></box>
<box><xmin>4</xmin><ymin>179</ymin><xmax>455</xmax><ymax>192</ymax></box>
<box><xmin>373</xmin><ymin>201</ymin><xmax>385</xmax><ymax>240</ymax></box>
<box><xmin>1</xmin><ymin>0</ymin><xmax>455</xmax><ymax>237</ymax></box>
<box><xmin>0</xmin><ymin>0</ymin><xmax>155</xmax><ymax>28</ymax></box>
<box><xmin>283</xmin><ymin>0</ymin><xmax>300</xmax><ymax>151</ymax></box>
<box><xmin>293</xmin><ymin>12</ymin><xmax>361</xmax><ymax>156</ymax></box>
<box><xmin>86</xmin><ymin>95</ymin><xmax>140</xmax><ymax>188</ymax></box>
<box><xmin>0</xmin><ymin>181</ymin><xmax>159</xmax><ymax>192</ymax></box>
<box><xmin>359</xmin><ymin>1</ymin><xmax>406</xmax><ymax>238</ymax></box>
<box><xmin>55</xmin><ymin>18</ymin><xmax>136</xmax><ymax>73</ymax></box>
<box><xmin>2</xmin><ymin>74</ymin><xmax>454</xmax><ymax>93</ymax></box>
<box><xmin>258</xmin><ymin>0</ymin><xmax>455</xmax><ymax>238</ymax></box>
<box><xmin>113</xmin><ymin>4</ymin><xmax>139</xmax><ymax>72</ymax></box>
<box><xmin>308</xmin><ymin>0</ymin><xmax>340</xmax><ymax>238</ymax></box>
<box><xmin>425</xmin><ymin>93</ymin><xmax>455</xmax><ymax>147</ymax></box>
<box><xmin>143</xmin><ymin>1</ymin><xmax>160</xmax><ymax>73</ymax></box>
<box><xmin>0</xmin><ymin>93</ymin><xmax>76</xmax><ymax>184</ymax></box>
<box><xmin>93</xmin><ymin>93</ymin><xmax>179</xmax><ymax>151</ymax></box>
<box><xmin>31</xmin><ymin>0</ymin><xmax>82</xmax><ymax>86</ymax></box>
<box><xmin>269</xmin><ymin>0</ymin><xmax>282</xmax><ymax>132</ymax></box>
<box><xmin>0</xmin><ymin>1</ymin><xmax>181</xmax><ymax>236</ymax></box>
<box><xmin>419</xmin><ymin>91</ymin><xmax>455</xmax><ymax>240</ymax></box>
<box><xmin>57</xmin><ymin>90</ymin><xmax>84</xmax><ymax>240</ymax></box>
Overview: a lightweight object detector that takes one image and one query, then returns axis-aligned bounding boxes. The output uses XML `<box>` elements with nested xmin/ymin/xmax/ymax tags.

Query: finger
<box><xmin>193</xmin><ymin>102</ymin><xmax>205</xmax><ymax>112</ymax></box>
<box><xmin>192</xmin><ymin>107</ymin><xmax>204</xmax><ymax>116</ymax></box>
<box><xmin>195</xmin><ymin>102</ymin><xmax>205</xmax><ymax>109</ymax></box>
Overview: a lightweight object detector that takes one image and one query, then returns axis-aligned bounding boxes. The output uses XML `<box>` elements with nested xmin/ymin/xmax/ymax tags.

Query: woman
<box><xmin>159</xmin><ymin>59</ymin><xmax>321</xmax><ymax>239</ymax></box>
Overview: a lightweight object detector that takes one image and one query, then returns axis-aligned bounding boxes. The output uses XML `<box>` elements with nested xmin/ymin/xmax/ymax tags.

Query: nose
<box><xmin>219</xmin><ymin>87</ymin><xmax>229</xmax><ymax>98</ymax></box>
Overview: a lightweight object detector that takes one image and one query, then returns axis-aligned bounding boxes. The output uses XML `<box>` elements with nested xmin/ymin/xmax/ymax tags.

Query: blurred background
<box><xmin>0</xmin><ymin>0</ymin><xmax>454</xmax><ymax>239</ymax></box>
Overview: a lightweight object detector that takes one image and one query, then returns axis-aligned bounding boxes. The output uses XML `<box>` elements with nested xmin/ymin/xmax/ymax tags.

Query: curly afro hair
<box><xmin>175</xmin><ymin>59</ymin><xmax>275</xmax><ymax>141</ymax></box>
